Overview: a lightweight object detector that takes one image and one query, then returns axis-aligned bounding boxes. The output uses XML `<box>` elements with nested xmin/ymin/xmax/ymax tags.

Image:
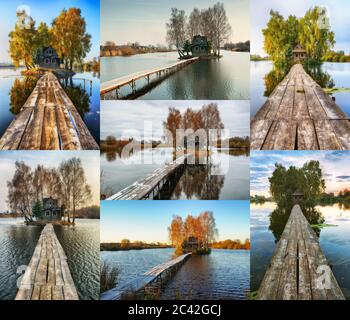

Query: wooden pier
<box><xmin>257</xmin><ymin>205</ymin><xmax>345</xmax><ymax>300</ymax></box>
<box><xmin>100</xmin><ymin>253</ymin><xmax>192</xmax><ymax>300</ymax></box>
<box><xmin>107</xmin><ymin>154</ymin><xmax>190</xmax><ymax>200</ymax></box>
<box><xmin>16</xmin><ymin>224</ymin><xmax>79</xmax><ymax>300</ymax></box>
<box><xmin>100</xmin><ymin>57</ymin><xmax>199</xmax><ymax>99</ymax></box>
<box><xmin>0</xmin><ymin>72</ymin><xmax>99</xmax><ymax>150</ymax></box>
<box><xmin>251</xmin><ymin>64</ymin><xmax>350</xmax><ymax>150</ymax></box>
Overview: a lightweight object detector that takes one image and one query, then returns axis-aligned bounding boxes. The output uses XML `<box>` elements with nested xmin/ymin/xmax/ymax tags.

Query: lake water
<box><xmin>0</xmin><ymin>68</ymin><xmax>100</xmax><ymax>144</ymax></box>
<box><xmin>100</xmin><ymin>148</ymin><xmax>249</xmax><ymax>200</ymax></box>
<box><xmin>54</xmin><ymin>219</ymin><xmax>100</xmax><ymax>300</ymax></box>
<box><xmin>0</xmin><ymin>218</ymin><xmax>99</xmax><ymax>300</ymax></box>
<box><xmin>250</xmin><ymin>61</ymin><xmax>350</xmax><ymax>118</ymax></box>
<box><xmin>250</xmin><ymin>202</ymin><xmax>350</xmax><ymax>299</ymax></box>
<box><xmin>101</xmin><ymin>248</ymin><xmax>249</xmax><ymax>300</ymax></box>
<box><xmin>101</xmin><ymin>51</ymin><xmax>249</xmax><ymax>100</ymax></box>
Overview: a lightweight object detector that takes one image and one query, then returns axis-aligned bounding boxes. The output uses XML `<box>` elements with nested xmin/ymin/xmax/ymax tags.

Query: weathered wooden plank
<box><xmin>251</xmin><ymin>63</ymin><xmax>350</xmax><ymax>150</ymax></box>
<box><xmin>257</xmin><ymin>205</ymin><xmax>345</xmax><ymax>300</ymax></box>
<box><xmin>262</xmin><ymin>120</ymin><xmax>297</xmax><ymax>150</ymax></box>
<box><xmin>15</xmin><ymin>224</ymin><xmax>79</xmax><ymax>300</ymax></box>
<box><xmin>0</xmin><ymin>72</ymin><xmax>98</xmax><ymax>150</ymax></box>
<box><xmin>314</xmin><ymin>120</ymin><xmax>342</xmax><ymax>150</ymax></box>
<box><xmin>297</xmin><ymin>120</ymin><xmax>318</xmax><ymax>150</ymax></box>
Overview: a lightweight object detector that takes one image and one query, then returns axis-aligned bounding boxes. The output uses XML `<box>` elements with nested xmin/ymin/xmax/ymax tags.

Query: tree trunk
<box><xmin>72</xmin><ymin>203</ymin><xmax>75</xmax><ymax>224</ymax></box>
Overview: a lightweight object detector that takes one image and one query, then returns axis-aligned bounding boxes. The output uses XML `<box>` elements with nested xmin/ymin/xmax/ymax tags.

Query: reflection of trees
<box><xmin>171</xmin><ymin>162</ymin><xmax>225</xmax><ymax>200</ymax></box>
<box><xmin>264</xmin><ymin>67</ymin><xmax>288</xmax><ymax>96</ymax></box>
<box><xmin>9</xmin><ymin>77</ymin><xmax>38</xmax><ymax>114</ymax></box>
<box><xmin>264</xmin><ymin>63</ymin><xmax>335</xmax><ymax>97</ymax></box>
<box><xmin>304</xmin><ymin>65</ymin><xmax>335</xmax><ymax>89</ymax></box>
<box><xmin>269</xmin><ymin>204</ymin><xmax>324</xmax><ymax>241</ymax></box>
<box><xmin>338</xmin><ymin>202</ymin><xmax>350</xmax><ymax>211</ymax></box>
<box><xmin>60</xmin><ymin>77</ymin><xmax>90</xmax><ymax>118</ymax></box>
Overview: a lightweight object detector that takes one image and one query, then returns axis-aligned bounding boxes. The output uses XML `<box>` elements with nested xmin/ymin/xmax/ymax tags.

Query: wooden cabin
<box><xmin>292</xmin><ymin>190</ymin><xmax>304</xmax><ymax>204</ymax></box>
<box><xmin>190</xmin><ymin>35</ymin><xmax>210</xmax><ymax>56</ymax></box>
<box><xmin>292</xmin><ymin>44</ymin><xmax>307</xmax><ymax>62</ymax></box>
<box><xmin>36</xmin><ymin>47</ymin><xmax>61</xmax><ymax>69</ymax></box>
<box><xmin>42</xmin><ymin>197</ymin><xmax>62</xmax><ymax>221</ymax></box>
<box><xmin>182</xmin><ymin>236</ymin><xmax>199</xmax><ymax>252</ymax></box>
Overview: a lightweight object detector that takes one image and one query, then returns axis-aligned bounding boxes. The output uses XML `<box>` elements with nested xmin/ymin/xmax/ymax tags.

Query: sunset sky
<box><xmin>100</xmin><ymin>200</ymin><xmax>250</xmax><ymax>243</ymax></box>
<box><xmin>0</xmin><ymin>151</ymin><xmax>100</xmax><ymax>212</ymax></box>
<box><xmin>251</xmin><ymin>0</ymin><xmax>350</xmax><ymax>55</ymax></box>
<box><xmin>0</xmin><ymin>0</ymin><xmax>99</xmax><ymax>63</ymax></box>
<box><xmin>101</xmin><ymin>100</ymin><xmax>250</xmax><ymax>140</ymax></box>
<box><xmin>251</xmin><ymin>151</ymin><xmax>350</xmax><ymax>197</ymax></box>
<box><xmin>101</xmin><ymin>0</ymin><xmax>250</xmax><ymax>46</ymax></box>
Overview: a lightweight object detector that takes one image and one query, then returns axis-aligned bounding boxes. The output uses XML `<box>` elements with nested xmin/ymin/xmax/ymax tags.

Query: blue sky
<box><xmin>251</xmin><ymin>151</ymin><xmax>350</xmax><ymax>196</ymax></box>
<box><xmin>101</xmin><ymin>0</ymin><xmax>250</xmax><ymax>46</ymax></box>
<box><xmin>0</xmin><ymin>0</ymin><xmax>99</xmax><ymax>62</ymax></box>
<box><xmin>100</xmin><ymin>200</ymin><xmax>250</xmax><ymax>243</ymax></box>
<box><xmin>101</xmin><ymin>100</ymin><xmax>250</xmax><ymax>140</ymax></box>
<box><xmin>0</xmin><ymin>151</ymin><xmax>100</xmax><ymax>211</ymax></box>
<box><xmin>251</xmin><ymin>0</ymin><xmax>350</xmax><ymax>55</ymax></box>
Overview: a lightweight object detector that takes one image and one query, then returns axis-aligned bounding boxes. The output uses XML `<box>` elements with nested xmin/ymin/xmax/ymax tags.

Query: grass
<box><xmin>310</xmin><ymin>223</ymin><xmax>338</xmax><ymax>228</ymax></box>
<box><xmin>100</xmin><ymin>261</ymin><xmax>120</xmax><ymax>294</ymax></box>
<box><xmin>323</xmin><ymin>87</ymin><xmax>350</xmax><ymax>94</ymax></box>
<box><xmin>248</xmin><ymin>291</ymin><xmax>258</xmax><ymax>300</ymax></box>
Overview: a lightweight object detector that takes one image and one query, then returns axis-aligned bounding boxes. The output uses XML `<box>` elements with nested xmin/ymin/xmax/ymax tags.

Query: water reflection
<box><xmin>0</xmin><ymin>220</ymin><xmax>42</xmax><ymax>300</ymax></box>
<box><xmin>262</xmin><ymin>63</ymin><xmax>335</xmax><ymax>98</ymax></box>
<box><xmin>9</xmin><ymin>77</ymin><xmax>38</xmax><ymax>114</ymax></box>
<box><xmin>269</xmin><ymin>204</ymin><xmax>324</xmax><ymax>240</ymax></box>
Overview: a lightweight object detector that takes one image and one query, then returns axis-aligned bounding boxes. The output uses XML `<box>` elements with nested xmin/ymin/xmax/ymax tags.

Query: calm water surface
<box><xmin>101</xmin><ymin>51</ymin><xmax>249</xmax><ymax>100</ymax></box>
<box><xmin>54</xmin><ymin>219</ymin><xmax>100</xmax><ymax>300</ymax></box>
<box><xmin>251</xmin><ymin>61</ymin><xmax>350</xmax><ymax>118</ymax></box>
<box><xmin>101</xmin><ymin>148</ymin><xmax>249</xmax><ymax>200</ymax></box>
<box><xmin>0</xmin><ymin>68</ymin><xmax>100</xmax><ymax>143</ymax></box>
<box><xmin>251</xmin><ymin>202</ymin><xmax>350</xmax><ymax>299</ymax></box>
<box><xmin>0</xmin><ymin>219</ymin><xmax>42</xmax><ymax>300</ymax></box>
<box><xmin>101</xmin><ymin>248</ymin><xmax>249</xmax><ymax>300</ymax></box>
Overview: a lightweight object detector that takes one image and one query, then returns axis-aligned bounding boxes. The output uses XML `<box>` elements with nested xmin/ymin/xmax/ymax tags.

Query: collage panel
<box><xmin>100</xmin><ymin>0</ymin><xmax>250</xmax><ymax>100</ymax></box>
<box><xmin>100</xmin><ymin>100</ymin><xmax>250</xmax><ymax>200</ymax></box>
<box><xmin>250</xmin><ymin>150</ymin><xmax>350</xmax><ymax>300</ymax></box>
<box><xmin>0</xmin><ymin>0</ymin><xmax>100</xmax><ymax>151</ymax></box>
<box><xmin>0</xmin><ymin>150</ymin><xmax>100</xmax><ymax>300</ymax></box>
<box><xmin>250</xmin><ymin>0</ymin><xmax>350</xmax><ymax>150</ymax></box>
<box><xmin>100</xmin><ymin>200</ymin><xmax>250</xmax><ymax>300</ymax></box>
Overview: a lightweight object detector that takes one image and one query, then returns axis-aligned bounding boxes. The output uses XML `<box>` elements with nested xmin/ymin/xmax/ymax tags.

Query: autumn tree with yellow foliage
<box><xmin>8</xmin><ymin>7</ymin><xmax>91</xmax><ymax>70</ymax></box>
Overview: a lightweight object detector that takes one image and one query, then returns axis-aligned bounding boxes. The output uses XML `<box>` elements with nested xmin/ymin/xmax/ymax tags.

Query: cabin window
<box><xmin>45</xmin><ymin>210</ymin><xmax>50</xmax><ymax>217</ymax></box>
<box><xmin>45</xmin><ymin>58</ymin><xmax>50</xmax><ymax>64</ymax></box>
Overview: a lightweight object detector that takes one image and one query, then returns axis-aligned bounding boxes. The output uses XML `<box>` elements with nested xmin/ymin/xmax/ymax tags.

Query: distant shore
<box><xmin>100</xmin><ymin>45</ymin><xmax>174</xmax><ymax>57</ymax></box>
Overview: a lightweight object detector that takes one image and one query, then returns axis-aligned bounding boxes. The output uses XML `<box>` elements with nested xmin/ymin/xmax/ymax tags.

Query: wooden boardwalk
<box><xmin>257</xmin><ymin>205</ymin><xmax>345</xmax><ymax>300</ymax></box>
<box><xmin>100</xmin><ymin>57</ymin><xmax>199</xmax><ymax>98</ymax></box>
<box><xmin>16</xmin><ymin>224</ymin><xmax>79</xmax><ymax>300</ymax></box>
<box><xmin>0</xmin><ymin>72</ymin><xmax>99</xmax><ymax>150</ymax></box>
<box><xmin>251</xmin><ymin>64</ymin><xmax>350</xmax><ymax>150</ymax></box>
<box><xmin>101</xmin><ymin>253</ymin><xmax>191</xmax><ymax>300</ymax></box>
<box><xmin>107</xmin><ymin>154</ymin><xmax>190</xmax><ymax>200</ymax></box>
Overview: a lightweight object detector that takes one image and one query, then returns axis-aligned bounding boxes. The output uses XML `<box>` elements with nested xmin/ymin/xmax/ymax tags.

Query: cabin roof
<box><xmin>293</xmin><ymin>44</ymin><xmax>306</xmax><ymax>53</ymax></box>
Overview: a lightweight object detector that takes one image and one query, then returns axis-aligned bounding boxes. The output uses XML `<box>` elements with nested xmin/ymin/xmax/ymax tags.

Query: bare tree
<box><xmin>44</xmin><ymin>168</ymin><xmax>63</xmax><ymax>202</ymax></box>
<box><xmin>163</xmin><ymin>107</ymin><xmax>183</xmax><ymax>151</ymax></box>
<box><xmin>7</xmin><ymin>161</ymin><xmax>34</xmax><ymax>223</ymax></box>
<box><xmin>33</xmin><ymin>165</ymin><xmax>46</xmax><ymax>202</ymax></box>
<box><xmin>187</xmin><ymin>8</ymin><xmax>202</xmax><ymax>40</ymax></box>
<box><xmin>166</xmin><ymin>8</ymin><xmax>187</xmax><ymax>56</ymax></box>
<box><xmin>59</xmin><ymin>160</ymin><xmax>74</xmax><ymax>222</ymax></box>
<box><xmin>210</xmin><ymin>3</ymin><xmax>232</xmax><ymax>56</ymax></box>
<box><xmin>70</xmin><ymin>158</ymin><xmax>92</xmax><ymax>223</ymax></box>
<box><xmin>201</xmin><ymin>103</ymin><xmax>224</xmax><ymax>151</ymax></box>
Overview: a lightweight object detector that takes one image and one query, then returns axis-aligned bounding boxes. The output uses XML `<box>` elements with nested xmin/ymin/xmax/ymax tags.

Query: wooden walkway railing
<box><xmin>107</xmin><ymin>154</ymin><xmax>190</xmax><ymax>200</ymax></box>
<box><xmin>0</xmin><ymin>72</ymin><xmax>99</xmax><ymax>150</ymax></box>
<box><xmin>100</xmin><ymin>253</ymin><xmax>191</xmax><ymax>300</ymax></box>
<box><xmin>257</xmin><ymin>204</ymin><xmax>345</xmax><ymax>300</ymax></box>
<box><xmin>16</xmin><ymin>224</ymin><xmax>79</xmax><ymax>300</ymax></box>
<box><xmin>251</xmin><ymin>64</ymin><xmax>350</xmax><ymax>150</ymax></box>
<box><xmin>100</xmin><ymin>57</ymin><xmax>199</xmax><ymax>98</ymax></box>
